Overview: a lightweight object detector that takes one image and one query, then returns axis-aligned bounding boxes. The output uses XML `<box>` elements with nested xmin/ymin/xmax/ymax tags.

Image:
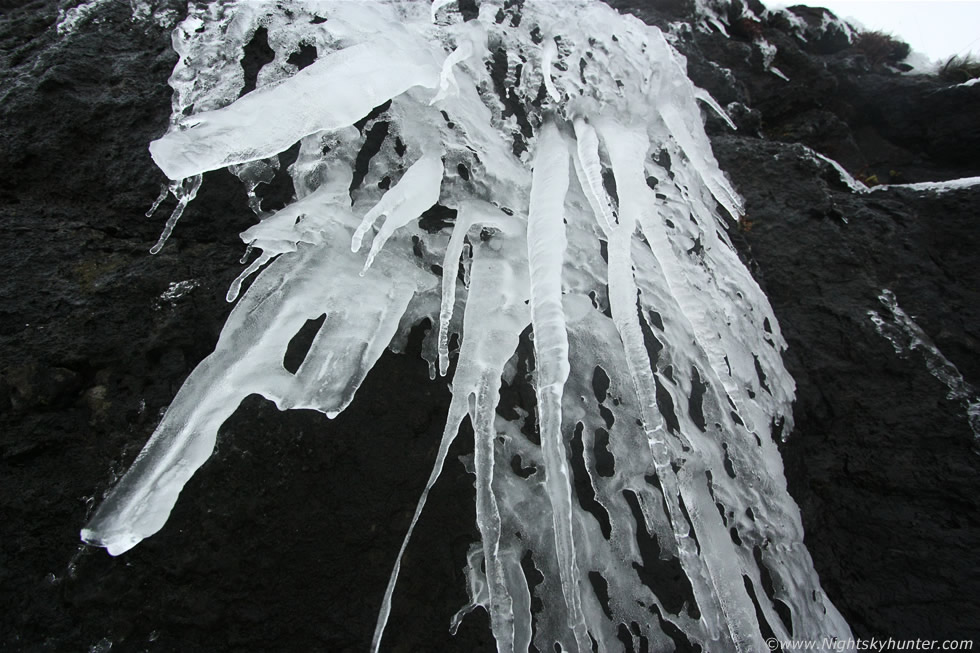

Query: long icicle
<box><xmin>597</xmin><ymin>118</ymin><xmax>765</xmax><ymax>651</ymax></box>
<box><xmin>370</xmin><ymin>400</ymin><xmax>468</xmax><ymax>653</ymax></box>
<box><xmin>526</xmin><ymin>120</ymin><xmax>591</xmax><ymax>651</ymax></box>
<box><xmin>374</xmin><ymin>227</ymin><xmax>530</xmax><ymax>653</ymax></box>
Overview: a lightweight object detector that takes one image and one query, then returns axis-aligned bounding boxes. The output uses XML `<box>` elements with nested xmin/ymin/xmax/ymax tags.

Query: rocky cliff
<box><xmin>1</xmin><ymin>0</ymin><xmax>977</xmax><ymax>650</ymax></box>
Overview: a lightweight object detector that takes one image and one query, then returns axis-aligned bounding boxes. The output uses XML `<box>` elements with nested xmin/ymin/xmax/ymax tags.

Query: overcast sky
<box><xmin>781</xmin><ymin>1</ymin><xmax>980</xmax><ymax>63</ymax></box>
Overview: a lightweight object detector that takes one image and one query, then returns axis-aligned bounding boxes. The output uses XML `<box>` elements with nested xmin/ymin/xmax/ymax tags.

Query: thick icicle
<box><xmin>83</xmin><ymin>207</ymin><xmax>431</xmax><ymax>555</ymax></box>
<box><xmin>150</xmin><ymin>36</ymin><xmax>441</xmax><ymax>181</ymax></box>
<box><xmin>526</xmin><ymin>120</ymin><xmax>591</xmax><ymax>651</ymax></box>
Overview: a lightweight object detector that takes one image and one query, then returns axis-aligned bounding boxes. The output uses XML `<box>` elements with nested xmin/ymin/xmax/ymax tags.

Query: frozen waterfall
<box><xmin>81</xmin><ymin>0</ymin><xmax>852</xmax><ymax>650</ymax></box>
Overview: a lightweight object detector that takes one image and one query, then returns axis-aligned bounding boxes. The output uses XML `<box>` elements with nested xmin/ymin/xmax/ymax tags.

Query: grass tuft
<box><xmin>938</xmin><ymin>54</ymin><xmax>980</xmax><ymax>83</ymax></box>
<box><xmin>852</xmin><ymin>30</ymin><xmax>911</xmax><ymax>67</ymax></box>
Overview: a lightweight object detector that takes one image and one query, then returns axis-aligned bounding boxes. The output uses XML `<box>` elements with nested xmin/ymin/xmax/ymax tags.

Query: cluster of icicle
<box><xmin>81</xmin><ymin>1</ymin><xmax>853</xmax><ymax>651</ymax></box>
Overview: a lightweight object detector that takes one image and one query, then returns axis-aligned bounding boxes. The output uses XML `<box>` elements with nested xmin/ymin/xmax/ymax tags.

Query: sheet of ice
<box><xmin>83</xmin><ymin>1</ymin><xmax>853</xmax><ymax>650</ymax></box>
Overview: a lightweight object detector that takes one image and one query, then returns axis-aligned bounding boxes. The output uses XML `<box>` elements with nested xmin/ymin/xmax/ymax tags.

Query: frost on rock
<box><xmin>800</xmin><ymin>144</ymin><xmax>980</xmax><ymax>196</ymax></box>
<box><xmin>691</xmin><ymin>1</ymin><xmax>790</xmax><ymax>81</ymax></box>
<box><xmin>81</xmin><ymin>1</ymin><xmax>852</xmax><ymax>650</ymax></box>
<box><xmin>869</xmin><ymin>176</ymin><xmax>980</xmax><ymax>194</ymax></box>
<box><xmin>870</xmin><ymin>290</ymin><xmax>980</xmax><ymax>447</ymax></box>
<box><xmin>56</xmin><ymin>0</ymin><xmax>178</xmax><ymax>36</ymax></box>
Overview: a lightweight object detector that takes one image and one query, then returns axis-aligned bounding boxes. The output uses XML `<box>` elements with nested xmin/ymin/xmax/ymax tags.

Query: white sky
<box><xmin>781</xmin><ymin>1</ymin><xmax>980</xmax><ymax>63</ymax></box>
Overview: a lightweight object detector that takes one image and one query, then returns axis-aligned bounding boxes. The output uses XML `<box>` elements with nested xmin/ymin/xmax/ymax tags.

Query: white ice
<box><xmin>83</xmin><ymin>1</ymin><xmax>854</xmax><ymax>650</ymax></box>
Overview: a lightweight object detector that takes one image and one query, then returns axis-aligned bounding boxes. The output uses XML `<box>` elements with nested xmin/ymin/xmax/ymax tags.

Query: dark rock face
<box><xmin>1</xmin><ymin>1</ymin><xmax>977</xmax><ymax>650</ymax></box>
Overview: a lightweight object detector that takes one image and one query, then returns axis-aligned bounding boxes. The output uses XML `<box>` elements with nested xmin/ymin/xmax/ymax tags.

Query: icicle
<box><xmin>351</xmin><ymin>152</ymin><xmax>443</xmax><ymax>273</ymax></box>
<box><xmin>694</xmin><ymin>88</ymin><xmax>737</xmax><ymax>130</ymax></box>
<box><xmin>149</xmin><ymin>174</ymin><xmax>202</xmax><ymax>254</ymax></box>
<box><xmin>571</xmin><ymin>118</ymin><xmax>615</xmax><ymax>235</ymax></box>
<box><xmin>86</xmin><ymin>201</ymin><xmax>433</xmax><ymax>556</ymax></box>
<box><xmin>599</xmin><ymin>118</ymin><xmax>766</xmax><ymax>651</ymax></box>
<box><xmin>149</xmin><ymin>36</ymin><xmax>442</xmax><ymax>181</ymax></box>
<box><xmin>526</xmin><ymin>120</ymin><xmax>591</xmax><ymax>652</ymax></box>
<box><xmin>430</xmin><ymin>37</ymin><xmax>474</xmax><ymax>106</ymax></box>
<box><xmin>145</xmin><ymin>184</ymin><xmax>169</xmax><ymax>218</ymax></box>
<box><xmin>437</xmin><ymin>204</ymin><xmax>476</xmax><ymax>376</ymax></box>
<box><xmin>374</xmin><ymin>231</ymin><xmax>529</xmax><ymax>652</ymax></box>
<box><xmin>437</xmin><ymin>200</ymin><xmax>521</xmax><ymax>376</ymax></box>
<box><xmin>541</xmin><ymin>39</ymin><xmax>561</xmax><ymax>103</ymax></box>
<box><xmin>238</xmin><ymin>241</ymin><xmax>254</xmax><ymax>265</ymax></box>
<box><xmin>371</xmin><ymin>399</ymin><xmax>468</xmax><ymax>653</ymax></box>
<box><xmin>226</xmin><ymin>250</ymin><xmax>272</xmax><ymax>302</ymax></box>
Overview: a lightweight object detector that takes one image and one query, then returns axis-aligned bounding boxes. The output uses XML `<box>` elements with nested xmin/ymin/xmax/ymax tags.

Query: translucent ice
<box><xmin>83</xmin><ymin>1</ymin><xmax>852</xmax><ymax>650</ymax></box>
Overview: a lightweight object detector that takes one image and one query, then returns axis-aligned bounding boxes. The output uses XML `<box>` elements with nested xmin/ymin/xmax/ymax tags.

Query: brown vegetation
<box><xmin>939</xmin><ymin>54</ymin><xmax>980</xmax><ymax>83</ymax></box>
<box><xmin>852</xmin><ymin>30</ymin><xmax>911</xmax><ymax>67</ymax></box>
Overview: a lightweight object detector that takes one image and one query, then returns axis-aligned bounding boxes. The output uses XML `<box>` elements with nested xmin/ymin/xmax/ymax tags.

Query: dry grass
<box><xmin>939</xmin><ymin>54</ymin><xmax>980</xmax><ymax>83</ymax></box>
<box><xmin>852</xmin><ymin>30</ymin><xmax>911</xmax><ymax>67</ymax></box>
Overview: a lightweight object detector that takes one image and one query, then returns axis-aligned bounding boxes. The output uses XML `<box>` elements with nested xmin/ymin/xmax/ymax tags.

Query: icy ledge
<box><xmin>82</xmin><ymin>1</ymin><xmax>852</xmax><ymax>651</ymax></box>
<box><xmin>868</xmin><ymin>176</ymin><xmax>980</xmax><ymax>194</ymax></box>
<box><xmin>801</xmin><ymin>146</ymin><xmax>980</xmax><ymax>196</ymax></box>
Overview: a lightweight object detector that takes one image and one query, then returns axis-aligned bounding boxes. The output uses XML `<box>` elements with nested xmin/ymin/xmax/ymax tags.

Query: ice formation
<box><xmin>81</xmin><ymin>1</ymin><xmax>852</xmax><ymax>650</ymax></box>
<box><xmin>870</xmin><ymin>290</ymin><xmax>980</xmax><ymax>447</ymax></box>
<box><xmin>868</xmin><ymin>176</ymin><xmax>980</xmax><ymax>194</ymax></box>
<box><xmin>56</xmin><ymin>0</ymin><xmax>178</xmax><ymax>36</ymax></box>
<box><xmin>802</xmin><ymin>144</ymin><xmax>980</xmax><ymax>196</ymax></box>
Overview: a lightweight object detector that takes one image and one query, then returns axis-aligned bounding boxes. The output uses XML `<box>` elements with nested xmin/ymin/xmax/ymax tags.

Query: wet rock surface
<box><xmin>1</xmin><ymin>0</ymin><xmax>977</xmax><ymax>650</ymax></box>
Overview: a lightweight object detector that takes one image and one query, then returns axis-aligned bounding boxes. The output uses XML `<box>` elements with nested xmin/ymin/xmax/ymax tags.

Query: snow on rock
<box><xmin>81</xmin><ymin>0</ymin><xmax>853</xmax><ymax>650</ymax></box>
<box><xmin>56</xmin><ymin>0</ymin><xmax>114</xmax><ymax>36</ymax></box>
<box><xmin>800</xmin><ymin>145</ymin><xmax>872</xmax><ymax>194</ymax></box>
<box><xmin>798</xmin><ymin>145</ymin><xmax>980</xmax><ymax>197</ymax></box>
<box><xmin>869</xmin><ymin>176</ymin><xmax>980</xmax><ymax>194</ymax></box>
<box><xmin>57</xmin><ymin>0</ymin><xmax>178</xmax><ymax>36</ymax></box>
